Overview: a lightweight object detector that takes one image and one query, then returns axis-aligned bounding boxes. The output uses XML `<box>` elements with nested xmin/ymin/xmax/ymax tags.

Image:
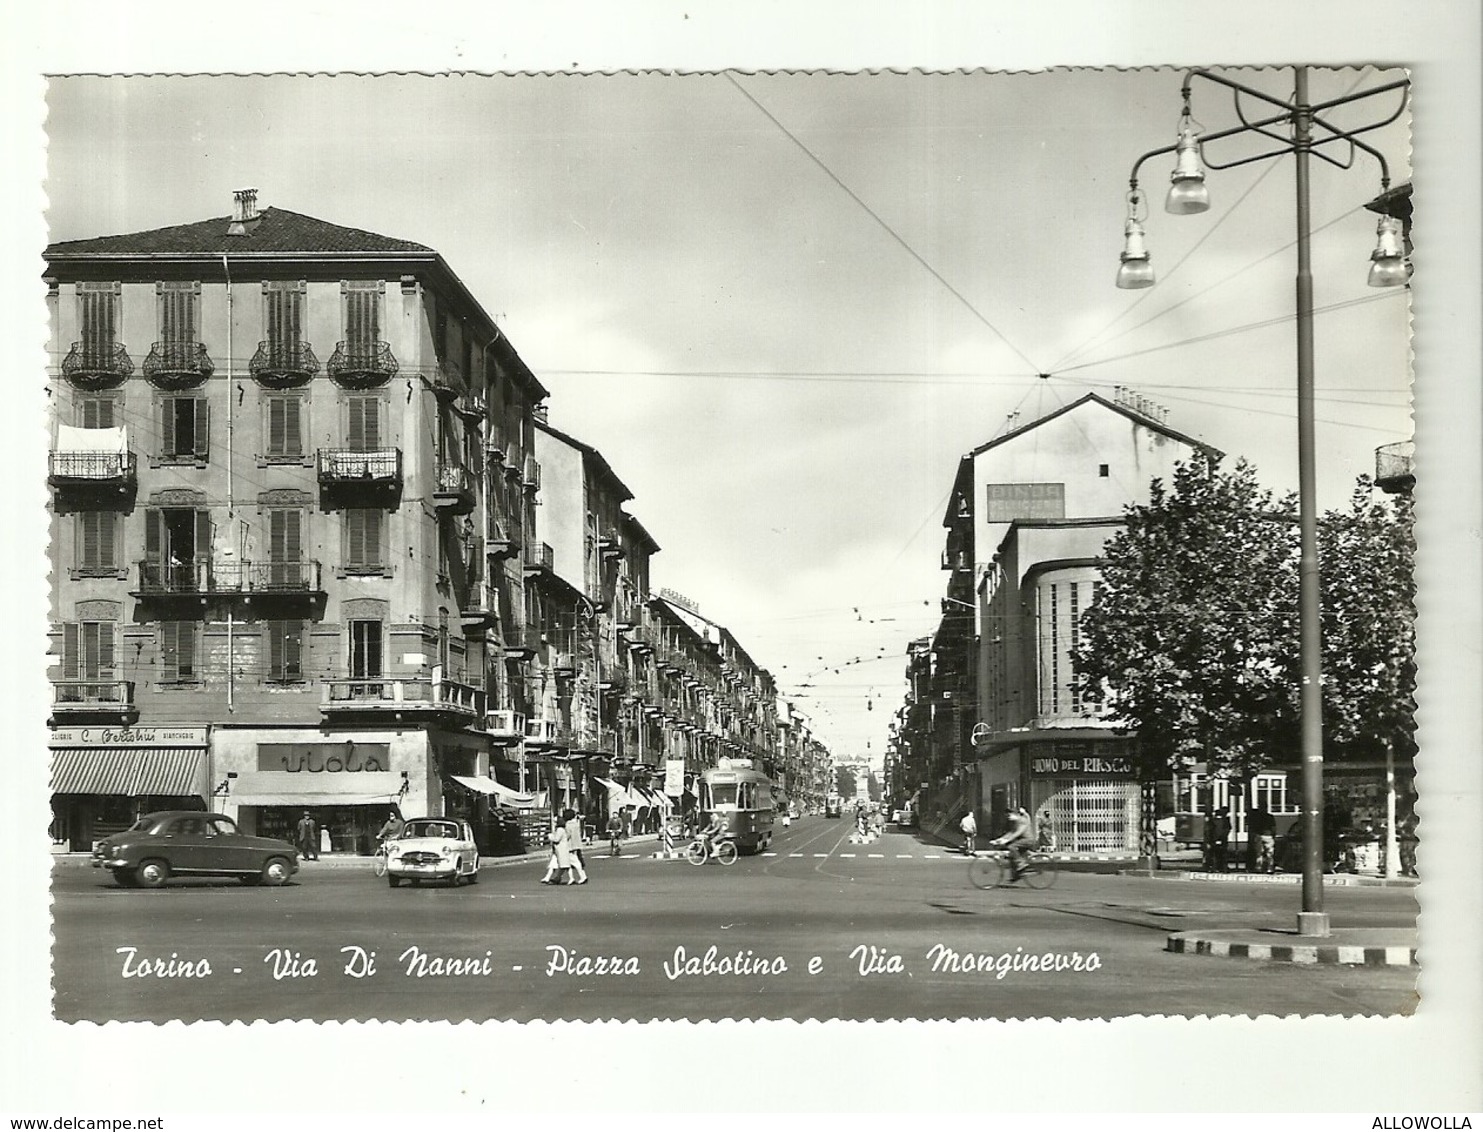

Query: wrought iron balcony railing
<box><xmin>525</xmin><ymin>717</ymin><xmax>572</xmax><ymax>747</ymax></box>
<box><xmin>321</xmin><ymin>676</ymin><xmax>484</xmax><ymax>718</ymax></box>
<box><xmin>60</xmin><ymin>341</ymin><xmax>134</xmax><ymax>382</ymax></box>
<box><xmin>1375</xmin><ymin>440</ymin><xmax>1415</xmax><ymax>493</ymax></box>
<box><xmin>317</xmin><ymin>447</ymin><xmax>402</xmax><ymax>486</ymax></box>
<box><xmin>522</xmin><ymin>541</ymin><xmax>555</xmax><ymax>574</ymax></box>
<box><xmin>142</xmin><ymin>341</ymin><xmax>215</xmax><ymax>383</ymax></box>
<box><xmin>327</xmin><ymin>340</ymin><xmax>399</xmax><ymax>383</ymax></box>
<box><xmin>485</xmin><ymin>709</ymin><xmax>526</xmax><ymax>740</ymax></box>
<box><xmin>135</xmin><ymin>559</ymin><xmax>324</xmax><ymax>596</ymax></box>
<box><xmin>249</xmin><ymin>340</ymin><xmax>321</xmax><ymax>383</ymax></box>
<box><xmin>433</xmin><ymin>462</ymin><xmax>475</xmax><ymax>513</ymax></box>
<box><xmin>48</xmin><ymin>450</ymin><xmax>137</xmax><ymax>489</ymax></box>
<box><xmin>429</xmin><ymin>357</ymin><xmax>466</xmax><ymax>399</ymax></box>
<box><xmin>52</xmin><ymin>679</ymin><xmax>135</xmax><ymax>711</ymax></box>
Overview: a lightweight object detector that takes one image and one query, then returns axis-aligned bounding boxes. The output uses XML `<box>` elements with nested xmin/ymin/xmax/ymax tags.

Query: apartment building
<box><xmin>45</xmin><ymin>190</ymin><xmax>546</xmax><ymax>851</ymax></box>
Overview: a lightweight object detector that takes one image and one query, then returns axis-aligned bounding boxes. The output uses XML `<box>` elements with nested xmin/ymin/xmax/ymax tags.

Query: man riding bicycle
<box><xmin>989</xmin><ymin>806</ymin><xmax>1037</xmax><ymax>883</ymax></box>
<box><xmin>696</xmin><ymin>811</ymin><xmax>729</xmax><ymax>859</ymax></box>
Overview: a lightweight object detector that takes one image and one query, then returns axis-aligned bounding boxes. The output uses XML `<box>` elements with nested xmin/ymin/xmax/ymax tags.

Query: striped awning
<box><xmin>50</xmin><ymin>748</ymin><xmax>203</xmax><ymax>797</ymax></box>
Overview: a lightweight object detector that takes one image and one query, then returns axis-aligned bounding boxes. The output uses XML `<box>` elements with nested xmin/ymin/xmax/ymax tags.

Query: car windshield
<box><xmin>129</xmin><ymin>816</ymin><xmax>159</xmax><ymax>832</ymax></box>
<box><xmin>402</xmin><ymin>821</ymin><xmax>458</xmax><ymax>839</ymax></box>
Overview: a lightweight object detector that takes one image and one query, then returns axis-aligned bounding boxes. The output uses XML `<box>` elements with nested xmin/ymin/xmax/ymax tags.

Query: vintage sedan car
<box><xmin>91</xmin><ymin>810</ymin><xmax>299</xmax><ymax>888</ymax></box>
<box><xmin>385</xmin><ymin>817</ymin><xmax>480</xmax><ymax>887</ymax></box>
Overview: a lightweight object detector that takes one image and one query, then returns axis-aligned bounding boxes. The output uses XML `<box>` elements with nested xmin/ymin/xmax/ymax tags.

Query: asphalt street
<box><xmin>51</xmin><ymin>817</ymin><xmax>1419</xmax><ymax>1022</ymax></box>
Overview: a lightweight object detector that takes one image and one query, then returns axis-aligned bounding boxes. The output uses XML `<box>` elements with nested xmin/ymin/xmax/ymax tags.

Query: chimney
<box><xmin>533</xmin><ymin>401</ymin><xmax>549</xmax><ymax>425</ymax></box>
<box><xmin>227</xmin><ymin>188</ymin><xmax>260</xmax><ymax>236</ymax></box>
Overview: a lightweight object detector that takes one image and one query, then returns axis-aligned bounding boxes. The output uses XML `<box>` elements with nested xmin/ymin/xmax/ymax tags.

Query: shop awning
<box><xmin>50</xmin><ymin>748</ymin><xmax>202</xmax><ymax>797</ymax></box>
<box><xmin>594</xmin><ymin>777</ymin><xmax>623</xmax><ymax>793</ymax></box>
<box><xmin>451</xmin><ymin>775</ymin><xmax>537</xmax><ymax>807</ymax></box>
<box><xmin>227</xmin><ymin>771</ymin><xmax>401</xmax><ymax>808</ymax></box>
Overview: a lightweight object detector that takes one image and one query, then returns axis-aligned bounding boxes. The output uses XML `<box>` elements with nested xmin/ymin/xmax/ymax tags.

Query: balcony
<box><xmin>525</xmin><ymin>717</ymin><xmax>570</xmax><ymax>748</ymax></box>
<box><xmin>51</xmin><ymin>679</ymin><xmax>136</xmax><ymax>720</ymax></box>
<box><xmin>551</xmin><ymin>652</ymin><xmax>576</xmax><ymax>677</ymax></box>
<box><xmin>60</xmin><ymin>341</ymin><xmax>134</xmax><ymax>386</ymax></box>
<box><xmin>142</xmin><ymin>341</ymin><xmax>215</xmax><ymax>387</ymax></box>
<box><xmin>317</xmin><ymin>448</ymin><xmax>402</xmax><ymax>493</ymax></box>
<box><xmin>320</xmin><ymin>674</ymin><xmax>485</xmax><ymax>721</ymax></box>
<box><xmin>460</xmin><ymin>586</ymin><xmax>499</xmax><ymax>632</ymax></box>
<box><xmin>522</xmin><ymin>541</ymin><xmax>555</xmax><ymax>576</ymax></box>
<box><xmin>502</xmin><ymin>629</ymin><xmax>540</xmax><ymax>662</ymax></box>
<box><xmin>1375</xmin><ymin>440</ymin><xmax>1414</xmax><ymax>495</ymax></box>
<box><xmin>485</xmin><ymin>709</ymin><xmax>526</xmax><ymax>744</ymax></box>
<box><xmin>249</xmin><ymin>340</ymin><xmax>320</xmax><ymax>386</ymax></box>
<box><xmin>620</xmin><ymin>626</ymin><xmax>654</xmax><ymax>655</ymax></box>
<box><xmin>327</xmin><ymin>340</ymin><xmax>398</xmax><ymax>385</ymax></box>
<box><xmin>486</xmin><ymin>526</ymin><xmax>521</xmax><ymax>562</ymax></box>
<box><xmin>940</xmin><ymin>549</ymin><xmax>970</xmax><ymax>572</ymax></box>
<box><xmin>433</xmin><ymin>462</ymin><xmax>475</xmax><ymax>514</ymax></box>
<box><xmin>454</xmin><ymin>394</ymin><xmax>486</xmax><ymax>423</ymax></box>
<box><xmin>134</xmin><ymin>559</ymin><xmax>325</xmax><ymax>601</ymax></box>
<box><xmin>428</xmin><ymin>357</ymin><xmax>466</xmax><ymax>401</ymax></box>
<box><xmin>598</xmin><ymin>533</ymin><xmax>624</xmax><ymax>561</ymax></box>
<box><xmin>48</xmin><ymin>449</ymin><xmax>137</xmax><ymax>494</ymax></box>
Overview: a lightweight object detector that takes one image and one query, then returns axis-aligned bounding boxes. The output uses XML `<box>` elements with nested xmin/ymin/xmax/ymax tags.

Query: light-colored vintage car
<box><xmin>385</xmin><ymin>817</ymin><xmax>480</xmax><ymax>887</ymax></box>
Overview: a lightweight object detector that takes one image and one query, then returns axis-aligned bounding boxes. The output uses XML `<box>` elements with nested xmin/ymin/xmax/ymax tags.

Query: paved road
<box><xmin>51</xmin><ymin>817</ymin><xmax>1418</xmax><ymax>1022</ymax></box>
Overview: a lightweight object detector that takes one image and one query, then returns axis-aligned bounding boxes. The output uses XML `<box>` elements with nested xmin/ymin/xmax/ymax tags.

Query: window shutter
<box><xmin>97</xmin><ymin>621</ymin><xmax>115</xmax><ymax>678</ymax></box>
<box><xmin>267</xmin><ymin>397</ymin><xmax>285</xmax><ymax>455</ymax></box>
<box><xmin>62</xmin><ymin>623</ymin><xmax>79</xmax><ymax>680</ymax></box>
<box><xmin>175</xmin><ymin>623</ymin><xmax>195</xmax><ymax>680</ymax></box>
<box><xmin>193</xmin><ymin>399</ymin><xmax>210</xmax><ymax>458</ymax></box>
<box><xmin>347</xmin><ymin>396</ymin><xmax>378</xmax><ymax>451</ymax></box>
<box><xmin>285</xmin><ymin>621</ymin><xmax>303</xmax><ymax>680</ymax></box>
<box><xmin>144</xmin><ymin>509</ymin><xmax>163</xmax><ymax>566</ymax></box>
<box><xmin>80</xmin><ymin>513</ymin><xmax>100</xmax><ymax>569</ymax></box>
<box><xmin>283</xmin><ymin>397</ymin><xmax>301</xmax><ymax>455</ymax></box>
<box><xmin>160</xmin><ymin>285</ymin><xmax>194</xmax><ymax>345</ymax></box>
<box><xmin>346</xmin><ymin>286</ymin><xmax>378</xmax><ymax>347</ymax></box>
<box><xmin>160</xmin><ymin>622</ymin><xmax>178</xmax><ymax>682</ymax></box>
<box><xmin>195</xmin><ymin>510</ymin><xmax>213</xmax><ymax>561</ymax></box>
<box><xmin>268</xmin><ymin>621</ymin><xmax>284</xmax><ymax>679</ymax></box>
<box><xmin>345</xmin><ymin>509</ymin><xmax>365</xmax><ymax>567</ymax></box>
<box><xmin>97</xmin><ymin>511</ymin><xmax>116</xmax><ymax>569</ymax></box>
<box><xmin>270</xmin><ymin>510</ymin><xmax>302</xmax><ymax>563</ymax></box>
<box><xmin>160</xmin><ymin>399</ymin><xmax>176</xmax><ymax>457</ymax></box>
<box><xmin>81</xmin><ymin>398</ymin><xmax>115</xmax><ymax>429</ymax></box>
<box><xmin>80</xmin><ymin>286</ymin><xmax>116</xmax><ymax>355</ymax></box>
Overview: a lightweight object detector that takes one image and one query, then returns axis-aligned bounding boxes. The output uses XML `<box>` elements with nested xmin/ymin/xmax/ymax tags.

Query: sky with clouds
<box><xmin>43</xmin><ymin>66</ymin><xmax>1412</xmax><ymax>765</ymax></box>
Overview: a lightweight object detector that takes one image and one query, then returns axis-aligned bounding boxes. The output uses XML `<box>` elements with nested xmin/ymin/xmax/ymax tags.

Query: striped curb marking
<box><xmin>1166</xmin><ymin>935</ymin><xmax>1417</xmax><ymax>966</ymax></box>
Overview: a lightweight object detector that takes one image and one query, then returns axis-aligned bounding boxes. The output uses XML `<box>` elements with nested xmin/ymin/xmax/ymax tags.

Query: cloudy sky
<box><xmin>43</xmin><ymin>66</ymin><xmax>1413</xmax><ymax>765</ymax></box>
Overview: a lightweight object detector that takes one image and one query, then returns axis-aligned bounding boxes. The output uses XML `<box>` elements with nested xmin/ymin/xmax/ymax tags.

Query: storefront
<box><xmin>49</xmin><ymin>726</ymin><xmax>209</xmax><ymax>850</ymax></box>
<box><xmin>980</xmin><ymin>730</ymin><xmax>1140</xmax><ymax>852</ymax></box>
<box><xmin>212</xmin><ymin>726</ymin><xmax>485</xmax><ymax>855</ymax></box>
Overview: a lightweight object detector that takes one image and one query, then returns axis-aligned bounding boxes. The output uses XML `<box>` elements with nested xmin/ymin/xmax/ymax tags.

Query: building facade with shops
<box><xmin>45</xmin><ymin>190</ymin><xmax>546</xmax><ymax>851</ymax></box>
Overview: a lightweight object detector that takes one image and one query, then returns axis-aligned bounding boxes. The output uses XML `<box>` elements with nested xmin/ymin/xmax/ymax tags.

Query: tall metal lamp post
<box><xmin>1116</xmin><ymin>67</ymin><xmax>1409</xmax><ymax>937</ymax></box>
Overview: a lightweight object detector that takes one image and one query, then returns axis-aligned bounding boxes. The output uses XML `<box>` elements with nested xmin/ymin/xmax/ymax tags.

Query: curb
<box><xmin>1124</xmin><ymin>869</ymin><xmax>1420</xmax><ymax>888</ymax></box>
<box><xmin>1166</xmin><ymin>932</ymin><xmax>1418</xmax><ymax>966</ymax></box>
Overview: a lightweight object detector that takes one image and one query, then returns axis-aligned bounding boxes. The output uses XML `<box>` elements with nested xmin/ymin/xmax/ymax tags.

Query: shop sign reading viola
<box><xmin>258</xmin><ymin>743</ymin><xmax>391</xmax><ymax>773</ymax></box>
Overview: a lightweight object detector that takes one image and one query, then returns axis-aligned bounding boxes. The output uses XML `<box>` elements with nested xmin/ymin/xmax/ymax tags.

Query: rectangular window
<box><xmin>144</xmin><ymin>509</ymin><xmax>212</xmax><ymax>590</ymax></box>
<box><xmin>78</xmin><ymin>283</ymin><xmax>119</xmax><ymax>357</ymax></box>
<box><xmin>343</xmin><ymin>508</ymin><xmax>385</xmax><ymax>572</ymax></box>
<box><xmin>62</xmin><ymin>621</ymin><xmax>116</xmax><ymax>681</ymax></box>
<box><xmin>266</xmin><ymin>621</ymin><xmax>305</xmax><ymax>683</ymax></box>
<box><xmin>159</xmin><ymin>621</ymin><xmax>198</xmax><ymax>682</ymax></box>
<box><xmin>265</xmin><ymin>396</ymin><xmax>304</xmax><ymax>459</ymax></box>
<box><xmin>160</xmin><ymin>396</ymin><xmax>210</xmax><ymax>461</ymax></box>
<box><xmin>985</xmin><ymin>482</ymin><xmax>1066</xmax><ymax>523</ymax></box>
<box><xmin>157</xmin><ymin>282</ymin><xmax>199</xmax><ymax>346</ymax></box>
<box><xmin>76</xmin><ymin>511</ymin><xmax>119</xmax><ymax>574</ymax></box>
<box><xmin>343</xmin><ymin>283</ymin><xmax>381</xmax><ymax>347</ymax></box>
<box><xmin>349</xmin><ymin>620</ymin><xmax>383</xmax><ymax>680</ymax></box>
<box><xmin>267</xmin><ymin>510</ymin><xmax>304</xmax><ymax>587</ymax></box>
<box><xmin>78</xmin><ymin>397</ymin><xmax>116</xmax><ymax>429</ymax></box>
<box><xmin>264</xmin><ymin>282</ymin><xmax>305</xmax><ymax>350</ymax></box>
<box><xmin>346</xmin><ymin>395</ymin><xmax>380</xmax><ymax>451</ymax></box>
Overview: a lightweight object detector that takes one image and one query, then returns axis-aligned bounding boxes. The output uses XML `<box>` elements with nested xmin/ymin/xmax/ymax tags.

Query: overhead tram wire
<box><xmin>724</xmin><ymin>71</ymin><xmax>1045</xmax><ymax>379</ymax></box>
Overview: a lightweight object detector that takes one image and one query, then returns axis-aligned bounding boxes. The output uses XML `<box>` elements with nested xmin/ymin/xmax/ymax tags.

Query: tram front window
<box><xmin>708</xmin><ymin>784</ymin><xmax>738</xmax><ymax>807</ymax></box>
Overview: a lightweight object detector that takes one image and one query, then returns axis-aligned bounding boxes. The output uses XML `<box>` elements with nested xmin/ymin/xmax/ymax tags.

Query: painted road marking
<box><xmin>896</xmin><ymin>854</ymin><xmax>912</xmax><ymax>858</ymax></box>
<box><xmin>789</xmin><ymin>853</ymin><xmax>803</xmax><ymax>858</ymax></box>
<box><xmin>761</xmin><ymin>852</ymin><xmax>777</xmax><ymax>857</ymax></box>
<box><xmin>813</xmin><ymin>853</ymin><xmax>828</xmax><ymax>858</ymax></box>
<box><xmin>839</xmin><ymin>853</ymin><xmax>856</xmax><ymax>858</ymax></box>
<box><xmin>868</xmin><ymin>853</ymin><xmax>884</xmax><ymax>858</ymax></box>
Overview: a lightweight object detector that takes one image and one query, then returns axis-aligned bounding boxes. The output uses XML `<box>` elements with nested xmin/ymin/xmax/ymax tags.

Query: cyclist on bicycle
<box><xmin>989</xmin><ymin>806</ymin><xmax>1037</xmax><ymax>882</ymax></box>
<box><xmin>376</xmin><ymin>810</ymin><xmax>403</xmax><ymax>847</ymax></box>
<box><xmin>697</xmin><ymin>811</ymin><xmax>728</xmax><ymax>859</ymax></box>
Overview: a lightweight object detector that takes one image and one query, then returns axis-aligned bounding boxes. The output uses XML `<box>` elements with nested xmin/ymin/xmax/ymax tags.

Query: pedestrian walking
<box><xmin>295</xmin><ymin>811</ymin><xmax>319</xmax><ymax>861</ymax></box>
<box><xmin>563</xmin><ymin>808</ymin><xmax>588</xmax><ymax>884</ymax></box>
<box><xmin>959</xmin><ymin>808</ymin><xmax>977</xmax><ymax>855</ymax></box>
<box><xmin>541</xmin><ymin>816</ymin><xmax>575</xmax><ymax>885</ymax></box>
<box><xmin>1210</xmin><ymin>806</ymin><xmax>1232</xmax><ymax>872</ymax></box>
<box><xmin>1248</xmin><ymin>804</ymin><xmax>1276</xmax><ymax>873</ymax></box>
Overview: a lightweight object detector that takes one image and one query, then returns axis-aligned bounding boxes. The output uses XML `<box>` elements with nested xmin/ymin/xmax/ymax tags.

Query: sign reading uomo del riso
<box><xmin>1029</xmin><ymin>752</ymin><xmax>1136</xmax><ymax>778</ymax></box>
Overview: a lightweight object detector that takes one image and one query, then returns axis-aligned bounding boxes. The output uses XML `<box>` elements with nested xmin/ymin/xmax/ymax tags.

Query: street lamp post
<box><xmin>1117</xmin><ymin>67</ymin><xmax>1409</xmax><ymax>937</ymax></box>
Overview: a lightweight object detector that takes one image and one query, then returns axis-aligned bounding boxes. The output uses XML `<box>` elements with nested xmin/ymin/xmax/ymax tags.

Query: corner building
<box><xmin>45</xmin><ymin>190</ymin><xmax>546</xmax><ymax>851</ymax></box>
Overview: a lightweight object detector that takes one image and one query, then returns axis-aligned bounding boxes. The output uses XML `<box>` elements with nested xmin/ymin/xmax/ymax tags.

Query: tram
<box><xmin>824</xmin><ymin>793</ymin><xmax>843</xmax><ymax>819</ymax></box>
<box><xmin>697</xmin><ymin>760</ymin><xmax>776</xmax><ymax>854</ymax></box>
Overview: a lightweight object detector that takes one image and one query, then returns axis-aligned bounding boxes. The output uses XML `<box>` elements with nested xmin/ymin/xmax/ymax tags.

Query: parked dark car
<box><xmin>91</xmin><ymin>810</ymin><xmax>299</xmax><ymax>888</ymax></box>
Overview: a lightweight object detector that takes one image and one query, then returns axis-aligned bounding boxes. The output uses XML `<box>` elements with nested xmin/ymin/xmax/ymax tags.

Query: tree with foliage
<box><xmin>1073</xmin><ymin>452</ymin><xmax>1300</xmax><ymax>783</ymax></box>
<box><xmin>1313</xmin><ymin>481</ymin><xmax>1416</xmax><ymax>764</ymax></box>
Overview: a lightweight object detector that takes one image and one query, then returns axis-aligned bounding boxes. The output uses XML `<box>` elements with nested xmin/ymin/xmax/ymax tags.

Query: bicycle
<box><xmin>967</xmin><ymin>848</ymin><xmax>1058</xmax><ymax>890</ymax></box>
<box><xmin>686</xmin><ymin>835</ymin><xmax>739</xmax><ymax>866</ymax></box>
<box><xmin>371</xmin><ymin>839</ymin><xmax>392</xmax><ymax>878</ymax></box>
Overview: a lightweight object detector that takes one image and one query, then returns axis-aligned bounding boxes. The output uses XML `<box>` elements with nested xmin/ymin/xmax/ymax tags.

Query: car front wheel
<box><xmin>260</xmin><ymin>857</ymin><xmax>293</xmax><ymax>886</ymax></box>
<box><xmin>387</xmin><ymin>874</ymin><xmax>401</xmax><ymax>888</ymax></box>
<box><xmin>135</xmin><ymin>859</ymin><xmax>170</xmax><ymax>888</ymax></box>
<box><xmin>111</xmin><ymin>868</ymin><xmax>137</xmax><ymax>888</ymax></box>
